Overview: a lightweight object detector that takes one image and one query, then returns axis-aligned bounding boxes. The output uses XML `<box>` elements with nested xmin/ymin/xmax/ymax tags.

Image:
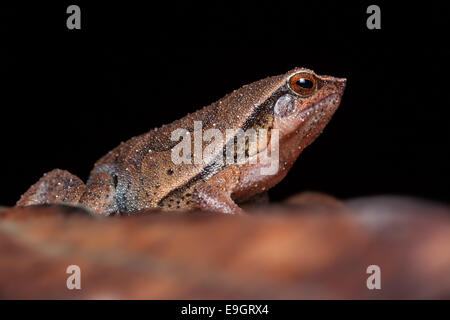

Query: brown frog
<box><xmin>17</xmin><ymin>68</ymin><xmax>346</xmax><ymax>215</ymax></box>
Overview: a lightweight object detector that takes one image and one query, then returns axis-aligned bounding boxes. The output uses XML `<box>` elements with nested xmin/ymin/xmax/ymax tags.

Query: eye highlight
<box><xmin>288</xmin><ymin>72</ymin><xmax>317</xmax><ymax>97</ymax></box>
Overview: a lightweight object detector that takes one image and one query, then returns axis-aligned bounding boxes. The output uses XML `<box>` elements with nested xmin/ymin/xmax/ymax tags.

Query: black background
<box><xmin>1</xmin><ymin>1</ymin><xmax>449</xmax><ymax>206</ymax></box>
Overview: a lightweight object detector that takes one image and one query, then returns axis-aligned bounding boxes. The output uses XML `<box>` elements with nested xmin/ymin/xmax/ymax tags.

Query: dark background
<box><xmin>1</xmin><ymin>1</ymin><xmax>449</xmax><ymax>206</ymax></box>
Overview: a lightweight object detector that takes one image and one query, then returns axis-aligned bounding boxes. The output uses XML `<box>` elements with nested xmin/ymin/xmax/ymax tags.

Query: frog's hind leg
<box><xmin>16</xmin><ymin>169</ymin><xmax>86</xmax><ymax>207</ymax></box>
<box><xmin>78</xmin><ymin>169</ymin><xmax>119</xmax><ymax>216</ymax></box>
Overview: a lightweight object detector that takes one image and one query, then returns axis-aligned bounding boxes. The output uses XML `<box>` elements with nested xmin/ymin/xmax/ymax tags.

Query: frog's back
<box><xmin>90</xmin><ymin>74</ymin><xmax>286</xmax><ymax>212</ymax></box>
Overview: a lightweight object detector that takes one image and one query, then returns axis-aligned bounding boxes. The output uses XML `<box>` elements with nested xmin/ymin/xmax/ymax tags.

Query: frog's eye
<box><xmin>288</xmin><ymin>72</ymin><xmax>317</xmax><ymax>97</ymax></box>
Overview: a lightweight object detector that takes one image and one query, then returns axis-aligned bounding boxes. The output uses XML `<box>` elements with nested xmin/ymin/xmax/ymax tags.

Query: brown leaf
<box><xmin>1</xmin><ymin>195</ymin><xmax>449</xmax><ymax>299</ymax></box>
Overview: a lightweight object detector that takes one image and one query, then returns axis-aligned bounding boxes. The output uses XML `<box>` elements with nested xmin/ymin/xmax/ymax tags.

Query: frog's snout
<box><xmin>327</xmin><ymin>77</ymin><xmax>346</xmax><ymax>96</ymax></box>
<box><xmin>336</xmin><ymin>78</ymin><xmax>347</xmax><ymax>91</ymax></box>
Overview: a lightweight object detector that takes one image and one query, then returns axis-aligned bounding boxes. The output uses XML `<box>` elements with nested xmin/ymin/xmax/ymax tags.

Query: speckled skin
<box><xmin>17</xmin><ymin>68</ymin><xmax>346</xmax><ymax>215</ymax></box>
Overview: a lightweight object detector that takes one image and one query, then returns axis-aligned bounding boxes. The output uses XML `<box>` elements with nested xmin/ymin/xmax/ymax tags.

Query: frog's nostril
<box><xmin>336</xmin><ymin>78</ymin><xmax>347</xmax><ymax>90</ymax></box>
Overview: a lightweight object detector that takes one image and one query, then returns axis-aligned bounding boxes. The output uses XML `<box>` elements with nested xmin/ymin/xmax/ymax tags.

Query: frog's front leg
<box><xmin>191</xmin><ymin>166</ymin><xmax>245</xmax><ymax>215</ymax></box>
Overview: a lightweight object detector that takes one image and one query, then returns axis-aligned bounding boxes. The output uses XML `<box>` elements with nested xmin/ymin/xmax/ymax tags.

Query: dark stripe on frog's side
<box><xmin>157</xmin><ymin>87</ymin><xmax>289</xmax><ymax>207</ymax></box>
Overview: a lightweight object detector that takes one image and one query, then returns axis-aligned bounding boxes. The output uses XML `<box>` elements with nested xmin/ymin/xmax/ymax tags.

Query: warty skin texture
<box><xmin>17</xmin><ymin>68</ymin><xmax>346</xmax><ymax>215</ymax></box>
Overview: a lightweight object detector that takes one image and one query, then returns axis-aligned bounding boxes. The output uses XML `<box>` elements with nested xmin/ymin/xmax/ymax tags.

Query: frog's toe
<box><xmin>79</xmin><ymin>172</ymin><xmax>119</xmax><ymax>216</ymax></box>
<box><xmin>16</xmin><ymin>169</ymin><xmax>85</xmax><ymax>207</ymax></box>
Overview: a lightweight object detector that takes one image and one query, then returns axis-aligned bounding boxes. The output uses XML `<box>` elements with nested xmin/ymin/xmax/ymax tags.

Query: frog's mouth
<box><xmin>296</xmin><ymin>93</ymin><xmax>342</xmax><ymax>139</ymax></box>
<box><xmin>273</xmin><ymin>92</ymin><xmax>340</xmax><ymax>138</ymax></box>
<box><xmin>299</xmin><ymin>93</ymin><xmax>340</xmax><ymax>121</ymax></box>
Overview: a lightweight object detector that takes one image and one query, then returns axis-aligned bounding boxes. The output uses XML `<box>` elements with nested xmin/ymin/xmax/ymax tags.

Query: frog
<box><xmin>16</xmin><ymin>68</ymin><xmax>346</xmax><ymax>215</ymax></box>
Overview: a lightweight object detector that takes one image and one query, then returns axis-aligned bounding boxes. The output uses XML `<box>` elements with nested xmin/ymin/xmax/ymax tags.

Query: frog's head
<box><xmin>227</xmin><ymin>67</ymin><xmax>345</xmax><ymax>169</ymax></box>
<box><xmin>225</xmin><ymin>68</ymin><xmax>346</xmax><ymax>198</ymax></box>
<box><xmin>270</xmin><ymin>68</ymin><xmax>346</xmax><ymax>150</ymax></box>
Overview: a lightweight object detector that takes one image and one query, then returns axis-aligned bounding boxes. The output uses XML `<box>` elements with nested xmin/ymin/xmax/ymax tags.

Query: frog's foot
<box><xmin>192</xmin><ymin>184</ymin><xmax>245</xmax><ymax>214</ymax></box>
<box><xmin>16</xmin><ymin>169</ymin><xmax>86</xmax><ymax>207</ymax></box>
<box><xmin>191</xmin><ymin>166</ymin><xmax>245</xmax><ymax>215</ymax></box>
<box><xmin>79</xmin><ymin>172</ymin><xmax>119</xmax><ymax>216</ymax></box>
